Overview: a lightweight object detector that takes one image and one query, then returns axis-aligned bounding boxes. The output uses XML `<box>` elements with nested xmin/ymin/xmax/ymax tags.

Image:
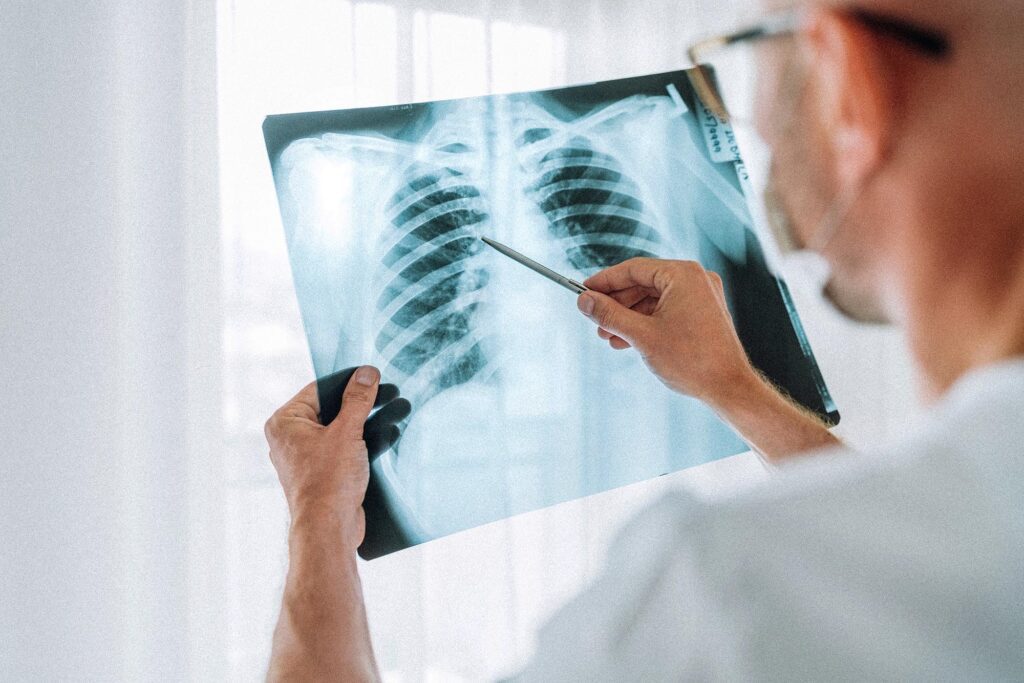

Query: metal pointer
<box><xmin>480</xmin><ymin>237</ymin><xmax>589</xmax><ymax>295</ymax></box>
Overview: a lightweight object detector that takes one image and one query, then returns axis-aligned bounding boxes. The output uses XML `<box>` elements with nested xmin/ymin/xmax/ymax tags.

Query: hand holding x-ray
<box><xmin>317</xmin><ymin>367</ymin><xmax>413</xmax><ymax>461</ymax></box>
<box><xmin>578</xmin><ymin>258</ymin><xmax>756</xmax><ymax>404</ymax></box>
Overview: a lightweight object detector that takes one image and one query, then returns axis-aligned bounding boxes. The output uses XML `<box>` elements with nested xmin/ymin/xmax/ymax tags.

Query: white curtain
<box><xmin>1</xmin><ymin>0</ymin><xmax>921</xmax><ymax>680</ymax></box>
<box><xmin>0</xmin><ymin>1</ymin><xmax>223</xmax><ymax>680</ymax></box>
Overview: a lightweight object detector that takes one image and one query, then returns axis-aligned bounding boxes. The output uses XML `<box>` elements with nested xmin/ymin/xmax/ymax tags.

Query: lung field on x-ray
<box><xmin>517</xmin><ymin>128</ymin><xmax>662</xmax><ymax>275</ymax></box>
<box><xmin>373</xmin><ymin>148</ymin><xmax>494</xmax><ymax>409</ymax></box>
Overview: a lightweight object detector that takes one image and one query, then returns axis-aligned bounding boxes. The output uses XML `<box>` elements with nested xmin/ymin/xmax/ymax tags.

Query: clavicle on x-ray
<box><xmin>265</xmin><ymin>70</ymin><xmax>837</xmax><ymax>559</ymax></box>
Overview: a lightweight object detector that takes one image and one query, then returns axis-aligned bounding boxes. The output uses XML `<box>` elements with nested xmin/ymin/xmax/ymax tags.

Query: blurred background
<box><xmin>0</xmin><ymin>1</ymin><xmax>920</xmax><ymax>680</ymax></box>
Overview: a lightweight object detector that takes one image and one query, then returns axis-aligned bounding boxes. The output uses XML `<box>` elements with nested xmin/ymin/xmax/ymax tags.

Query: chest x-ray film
<box><xmin>264</xmin><ymin>70</ymin><xmax>838</xmax><ymax>560</ymax></box>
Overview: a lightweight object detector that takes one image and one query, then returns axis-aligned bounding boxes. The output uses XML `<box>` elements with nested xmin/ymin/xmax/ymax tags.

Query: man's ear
<box><xmin>803</xmin><ymin>8</ymin><xmax>893</xmax><ymax>190</ymax></box>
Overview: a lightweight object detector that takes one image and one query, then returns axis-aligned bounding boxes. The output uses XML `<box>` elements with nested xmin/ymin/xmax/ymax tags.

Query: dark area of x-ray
<box><xmin>265</xmin><ymin>70</ymin><xmax>838</xmax><ymax>560</ymax></box>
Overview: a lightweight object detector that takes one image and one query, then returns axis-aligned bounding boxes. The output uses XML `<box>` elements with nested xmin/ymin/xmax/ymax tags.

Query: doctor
<box><xmin>263</xmin><ymin>0</ymin><xmax>1024</xmax><ymax>679</ymax></box>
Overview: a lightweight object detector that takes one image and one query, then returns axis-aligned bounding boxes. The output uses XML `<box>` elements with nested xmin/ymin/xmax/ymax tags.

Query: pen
<box><xmin>481</xmin><ymin>237</ymin><xmax>589</xmax><ymax>295</ymax></box>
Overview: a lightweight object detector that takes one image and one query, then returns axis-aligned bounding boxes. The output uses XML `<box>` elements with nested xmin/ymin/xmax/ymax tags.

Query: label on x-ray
<box><xmin>699</xmin><ymin>101</ymin><xmax>742</xmax><ymax>163</ymax></box>
<box><xmin>734</xmin><ymin>160</ymin><xmax>755</xmax><ymax>201</ymax></box>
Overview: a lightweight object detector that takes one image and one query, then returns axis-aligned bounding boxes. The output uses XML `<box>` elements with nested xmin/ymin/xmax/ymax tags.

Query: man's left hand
<box><xmin>265</xmin><ymin>366</ymin><xmax>405</xmax><ymax>549</ymax></box>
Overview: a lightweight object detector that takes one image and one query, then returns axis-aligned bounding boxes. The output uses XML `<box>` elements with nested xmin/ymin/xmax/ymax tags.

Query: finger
<box><xmin>582</xmin><ymin>257</ymin><xmax>668</xmax><ymax>294</ymax></box>
<box><xmin>365</xmin><ymin>398</ymin><xmax>412</xmax><ymax>434</ymax></box>
<box><xmin>577</xmin><ymin>290</ymin><xmax>650</xmax><ymax>346</ymax></box>
<box><xmin>631</xmin><ymin>297</ymin><xmax>660</xmax><ymax>316</ymax></box>
<box><xmin>330</xmin><ymin>365</ymin><xmax>380</xmax><ymax>441</ymax></box>
<box><xmin>598</xmin><ymin>296</ymin><xmax>655</xmax><ymax>339</ymax></box>
<box><xmin>607</xmin><ymin>285</ymin><xmax>656</xmax><ymax>309</ymax></box>
<box><xmin>609</xmin><ymin>336</ymin><xmax>632</xmax><ymax>350</ymax></box>
<box><xmin>366</xmin><ymin>425</ymin><xmax>401</xmax><ymax>463</ymax></box>
<box><xmin>375</xmin><ymin>383</ymin><xmax>400</xmax><ymax>407</ymax></box>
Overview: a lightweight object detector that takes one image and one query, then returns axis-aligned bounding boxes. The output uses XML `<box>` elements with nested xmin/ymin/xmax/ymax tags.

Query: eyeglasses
<box><xmin>686</xmin><ymin>7</ymin><xmax>952</xmax><ymax>124</ymax></box>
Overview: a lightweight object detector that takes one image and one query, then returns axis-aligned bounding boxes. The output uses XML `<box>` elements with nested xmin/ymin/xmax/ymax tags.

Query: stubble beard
<box><xmin>764</xmin><ymin>168</ymin><xmax>892</xmax><ymax>325</ymax></box>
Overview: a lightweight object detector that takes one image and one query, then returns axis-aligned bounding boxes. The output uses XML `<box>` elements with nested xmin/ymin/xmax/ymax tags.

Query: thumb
<box><xmin>330</xmin><ymin>365</ymin><xmax>380</xmax><ymax>441</ymax></box>
<box><xmin>577</xmin><ymin>290</ymin><xmax>649</xmax><ymax>346</ymax></box>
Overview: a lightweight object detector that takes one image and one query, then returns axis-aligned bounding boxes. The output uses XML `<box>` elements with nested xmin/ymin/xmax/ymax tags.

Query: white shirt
<box><xmin>513</xmin><ymin>359</ymin><xmax>1024</xmax><ymax>681</ymax></box>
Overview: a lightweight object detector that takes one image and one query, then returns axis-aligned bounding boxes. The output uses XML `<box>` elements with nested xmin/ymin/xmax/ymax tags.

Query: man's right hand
<box><xmin>576</xmin><ymin>257</ymin><xmax>841</xmax><ymax>462</ymax></box>
<box><xmin>576</xmin><ymin>258</ymin><xmax>756</xmax><ymax>406</ymax></box>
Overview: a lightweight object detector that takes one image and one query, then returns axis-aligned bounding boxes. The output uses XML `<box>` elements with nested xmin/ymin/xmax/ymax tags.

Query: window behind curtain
<box><xmin>218</xmin><ymin>2</ymin><xmax>567</xmax><ymax>678</ymax></box>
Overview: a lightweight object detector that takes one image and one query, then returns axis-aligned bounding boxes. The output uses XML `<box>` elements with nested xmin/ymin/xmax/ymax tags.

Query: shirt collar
<box><xmin>941</xmin><ymin>356</ymin><xmax>1024</xmax><ymax>412</ymax></box>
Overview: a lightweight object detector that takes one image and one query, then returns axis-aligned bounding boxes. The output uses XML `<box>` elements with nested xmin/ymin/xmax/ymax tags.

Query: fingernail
<box><xmin>577</xmin><ymin>293</ymin><xmax>595</xmax><ymax>316</ymax></box>
<box><xmin>354</xmin><ymin>366</ymin><xmax>378</xmax><ymax>386</ymax></box>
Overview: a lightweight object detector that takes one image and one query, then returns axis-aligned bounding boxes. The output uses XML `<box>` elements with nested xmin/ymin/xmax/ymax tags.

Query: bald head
<box><xmin>756</xmin><ymin>0</ymin><xmax>1024</xmax><ymax>394</ymax></box>
<box><xmin>764</xmin><ymin>0</ymin><xmax>1024</xmax><ymax>120</ymax></box>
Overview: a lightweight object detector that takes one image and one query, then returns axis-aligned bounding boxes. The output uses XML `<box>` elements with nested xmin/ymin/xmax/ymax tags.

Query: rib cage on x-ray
<box><xmin>515</xmin><ymin>123</ymin><xmax>663</xmax><ymax>275</ymax></box>
<box><xmin>373</xmin><ymin>145</ymin><xmax>496</xmax><ymax>412</ymax></box>
<box><xmin>371</xmin><ymin>99</ymin><xmax>670</xmax><ymax>419</ymax></box>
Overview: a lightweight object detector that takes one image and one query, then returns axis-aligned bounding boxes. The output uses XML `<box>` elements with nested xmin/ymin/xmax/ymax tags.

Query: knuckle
<box><xmin>344</xmin><ymin>386</ymin><xmax>374</xmax><ymax>405</ymax></box>
<box><xmin>631</xmin><ymin>256</ymin><xmax>659</xmax><ymax>273</ymax></box>
<box><xmin>668</xmin><ymin>260</ymin><xmax>704</xmax><ymax>285</ymax></box>
<box><xmin>623</xmin><ymin>256</ymin><xmax>646</xmax><ymax>268</ymax></box>
<box><xmin>263</xmin><ymin>415</ymin><xmax>278</xmax><ymax>441</ymax></box>
<box><xmin>623</xmin><ymin>256</ymin><xmax>649</xmax><ymax>275</ymax></box>
<box><xmin>679</xmin><ymin>260</ymin><xmax>702</xmax><ymax>274</ymax></box>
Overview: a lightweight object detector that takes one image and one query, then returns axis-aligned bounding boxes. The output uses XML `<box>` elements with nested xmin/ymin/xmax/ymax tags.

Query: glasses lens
<box><xmin>700</xmin><ymin>41</ymin><xmax>759</xmax><ymax>126</ymax></box>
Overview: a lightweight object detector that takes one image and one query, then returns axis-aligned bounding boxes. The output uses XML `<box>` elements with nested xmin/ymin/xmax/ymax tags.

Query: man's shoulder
<box><xmin>617</xmin><ymin>358</ymin><xmax>1024</xmax><ymax>556</ymax></box>
<box><xmin>719</xmin><ymin>359</ymin><xmax>1024</xmax><ymax>529</ymax></box>
<box><xmin>516</xmin><ymin>362</ymin><xmax>1024</xmax><ymax>681</ymax></box>
<box><xmin>630</xmin><ymin>398</ymin><xmax>1018</xmax><ymax>586</ymax></box>
<box><xmin>637</xmin><ymin>440</ymin><xmax>930</xmax><ymax>544</ymax></box>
